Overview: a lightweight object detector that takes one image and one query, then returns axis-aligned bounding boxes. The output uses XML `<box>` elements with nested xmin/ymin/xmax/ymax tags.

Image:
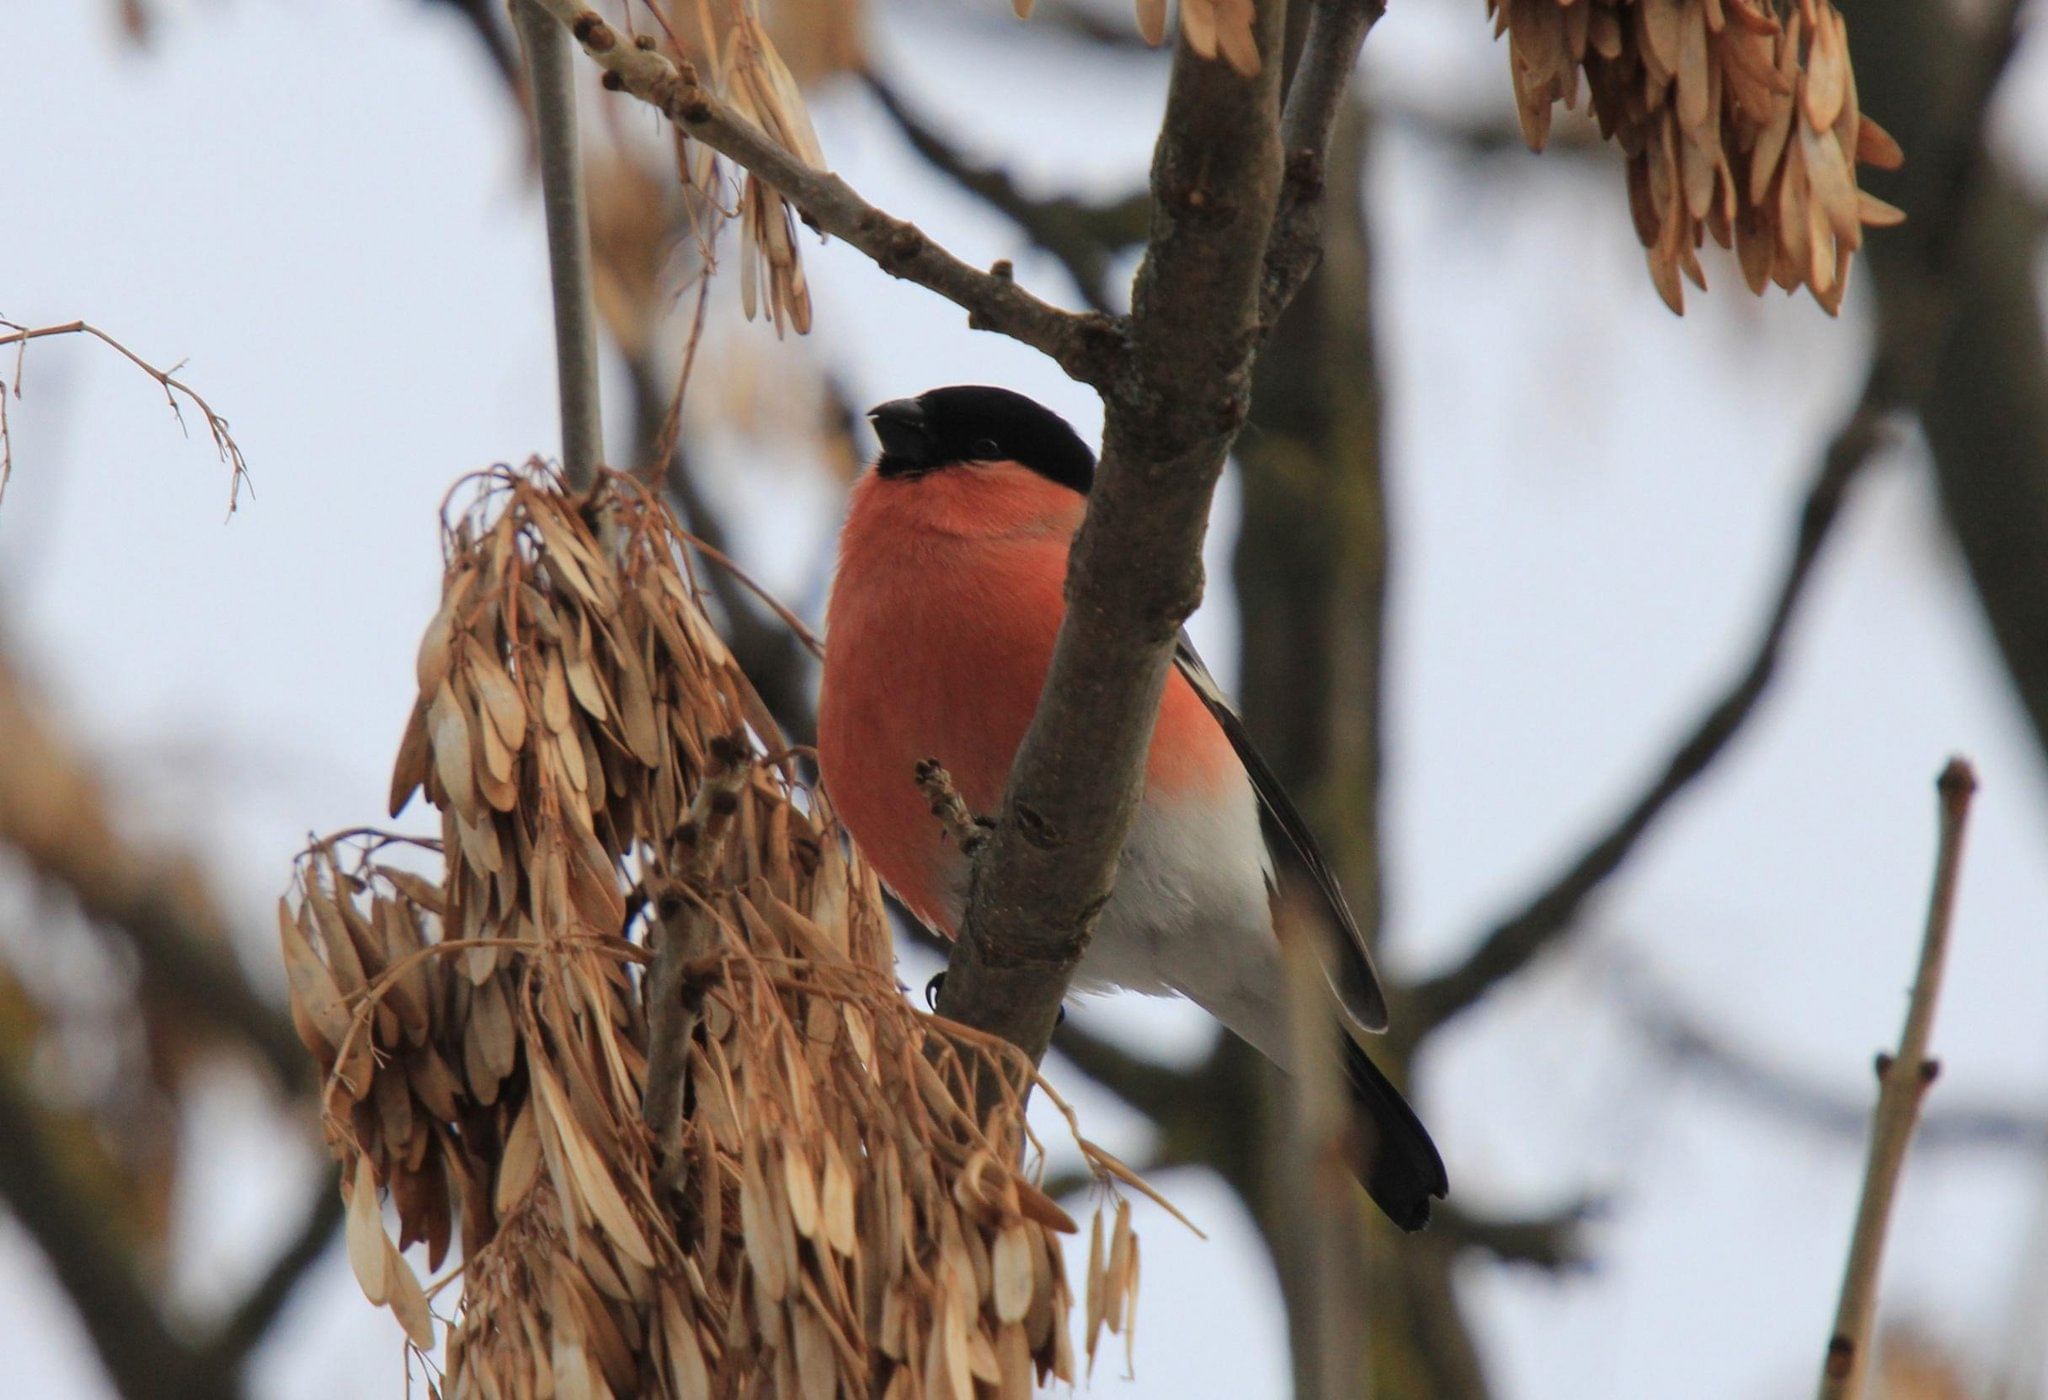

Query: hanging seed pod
<box><xmin>286</xmin><ymin>464</ymin><xmax>1166</xmax><ymax>1395</ymax></box>
<box><xmin>1494</xmin><ymin>0</ymin><xmax>1902</xmax><ymax>313</ymax></box>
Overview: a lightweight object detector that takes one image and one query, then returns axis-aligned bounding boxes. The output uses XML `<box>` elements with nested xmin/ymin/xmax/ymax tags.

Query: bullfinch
<box><xmin>817</xmin><ymin>384</ymin><xmax>1446</xmax><ymax>1230</ymax></box>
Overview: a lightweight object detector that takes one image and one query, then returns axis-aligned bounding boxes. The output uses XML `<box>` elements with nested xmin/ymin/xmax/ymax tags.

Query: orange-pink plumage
<box><xmin>820</xmin><ymin>461</ymin><xmax>1237</xmax><ymax>932</ymax></box>
<box><xmin>815</xmin><ymin>386</ymin><xmax>1445</xmax><ymax>1231</ymax></box>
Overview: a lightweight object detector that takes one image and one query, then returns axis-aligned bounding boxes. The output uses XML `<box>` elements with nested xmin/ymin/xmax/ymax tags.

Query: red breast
<box><xmin>819</xmin><ymin>461</ymin><xmax>1239</xmax><ymax>935</ymax></box>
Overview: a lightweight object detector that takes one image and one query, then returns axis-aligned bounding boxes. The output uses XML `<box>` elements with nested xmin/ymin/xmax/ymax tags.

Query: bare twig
<box><xmin>861</xmin><ymin>71</ymin><xmax>1149</xmax><ymax>314</ymax></box>
<box><xmin>913</xmin><ymin>759</ymin><xmax>989</xmax><ymax>857</ymax></box>
<box><xmin>1406</xmin><ymin>376</ymin><xmax>1900</xmax><ymax>1037</ymax></box>
<box><xmin>511</xmin><ymin>0</ymin><xmax>606</xmax><ymax>486</ymax></box>
<box><xmin>529</xmin><ymin>1</ymin><xmax>1127</xmax><ymax>387</ymax></box>
<box><xmin>0</xmin><ymin>319</ymin><xmax>250</xmax><ymax>516</ymax></box>
<box><xmin>1819</xmin><ymin>758</ymin><xmax>1978</xmax><ymax>1399</ymax></box>
<box><xmin>1435</xmin><ymin>1195</ymin><xmax>1605</xmax><ymax>1272</ymax></box>
<box><xmin>641</xmin><ymin>733</ymin><xmax>749</xmax><ymax>1172</ymax></box>
<box><xmin>1612</xmin><ymin>951</ymin><xmax>2048</xmax><ymax>1154</ymax></box>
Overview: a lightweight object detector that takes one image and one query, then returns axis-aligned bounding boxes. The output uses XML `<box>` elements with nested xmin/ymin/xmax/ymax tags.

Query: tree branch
<box><xmin>641</xmin><ymin>735</ymin><xmax>748</xmax><ymax>1174</ymax></box>
<box><xmin>1612</xmin><ymin>953</ymin><xmax>2048</xmax><ymax>1154</ymax></box>
<box><xmin>1049</xmin><ymin>1018</ymin><xmax>1205</xmax><ymax>1125</ymax></box>
<box><xmin>528</xmin><ymin>1</ymin><xmax>1127</xmax><ymax>387</ymax></box>
<box><xmin>0</xmin><ymin>654</ymin><xmax>308</xmax><ymax>1092</ymax></box>
<box><xmin>1404</xmin><ymin>375</ymin><xmax>1899</xmax><ymax>1037</ymax></box>
<box><xmin>511</xmin><ymin>0</ymin><xmax>606</xmax><ymax>485</ymax></box>
<box><xmin>1433</xmin><ymin>1195</ymin><xmax>1604</xmax><ymax>1273</ymax></box>
<box><xmin>1819</xmin><ymin>759</ymin><xmax>1977</xmax><ymax>1398</ymax></box>
<box><xmin>861</xmin><ymin>71</ymin><xmax>1149</xmax><ymax>314</ymax></box>
<box><xmin>0</xmin><ymin>318</ymin><xmax>250</xmax><ymax>516</ymax></box>
<box><xmin>933</xmin><ymin>2</ymin><xmax>1292</xmax><ymax>1076</ymax></box>
<box><xmin>200</xmin><ymin>1171</ymin><xmax>344</xmax><ymax>1370</ymax></box>
<box><xmin>0</xmin><ymin>1069</ymin><xmax>231</xmax><ymax>1400</ymax></box>
<box><xmin>1856</xmin><ymin>0</ymin><xmax>2048</xmax><ymax>780</ymax></box>
<box><xmin>1259</xmin><ymin>0</ymin><xmax>1383</xmax><ymax>329</ymax></box>
<box><xmin>1409</xmin><ymin>0</ymin><xmax>2025</xmax><ymax>1041</ymax></box>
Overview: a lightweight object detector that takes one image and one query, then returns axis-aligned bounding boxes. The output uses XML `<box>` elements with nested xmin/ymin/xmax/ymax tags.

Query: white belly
<box><xmin>927</xmin><ymin>769</ymin><xmax>1293</xmax><ymax>1063</ymax></box>
<box><xmin>1074</xmin><ymin>773</ymin><xmax>1293</xmax><ymax>1065</ymax></box>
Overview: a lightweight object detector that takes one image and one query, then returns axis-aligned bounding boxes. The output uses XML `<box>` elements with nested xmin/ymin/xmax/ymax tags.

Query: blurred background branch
<box><xmin>11</xmin><ymin>0</ymin><xmax>2048</xmax><ymax>1394</ymax></box>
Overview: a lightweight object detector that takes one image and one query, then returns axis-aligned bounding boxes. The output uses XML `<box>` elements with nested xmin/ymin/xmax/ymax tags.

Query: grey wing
<box><xmin>1173</xmin><ymin>632</ymin><xmax>1391</xmax><ymax>1033</ymax></box>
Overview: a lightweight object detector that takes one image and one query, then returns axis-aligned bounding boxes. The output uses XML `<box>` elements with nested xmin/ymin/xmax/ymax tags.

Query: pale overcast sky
<box><xmin>5</xmin><ymin>2</ymin><xmax>2048</xmax><ymax>1397</ymax></box>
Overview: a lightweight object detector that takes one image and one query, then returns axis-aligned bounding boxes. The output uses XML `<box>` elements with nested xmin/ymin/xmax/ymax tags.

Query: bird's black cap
<box><xmin>868</xmin><ymin>385</ymin><xmax>1096</xmax><ymax>495</ymax></box>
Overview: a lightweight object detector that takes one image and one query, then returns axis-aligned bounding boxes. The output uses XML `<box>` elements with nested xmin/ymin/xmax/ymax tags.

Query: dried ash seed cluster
<box><xmin>1009</xmin><ymin>0</ymin><xmax>1260</xmax><ymax>76</ymax></box>
<box><xmin>1495</xmin><ymin>0</ymin><xmax>1904</xmax><ymax>313</ymax></box>
<box><xmin>662</xmin><ymin>0</ymin><xmax>824</xmax><ymax>335</ymax></box>
<box><xmin>283</xmin><ymin>466</ymin><xmax>1151</xmax><ymax>1399</ymax></box>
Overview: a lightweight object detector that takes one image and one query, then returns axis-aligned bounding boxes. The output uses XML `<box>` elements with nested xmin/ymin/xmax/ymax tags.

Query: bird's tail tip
<box><xmin>1339</xmin><ymin>1033</ymin><xmax>1448</xmax><ymax>1233</ymax></box>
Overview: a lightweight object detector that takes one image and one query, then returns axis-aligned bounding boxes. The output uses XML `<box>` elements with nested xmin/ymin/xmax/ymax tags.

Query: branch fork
<box><xmin>532</xmin><ymin>0</ymin><xmax>1383</xmax><ymax>1079</ymax></box>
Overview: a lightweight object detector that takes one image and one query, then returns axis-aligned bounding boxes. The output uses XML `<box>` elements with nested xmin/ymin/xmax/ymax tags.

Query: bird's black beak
<box><xmin>869</xmin><ymin>398</ymin><xmax>933</xmax><ymax>475</ymax></box>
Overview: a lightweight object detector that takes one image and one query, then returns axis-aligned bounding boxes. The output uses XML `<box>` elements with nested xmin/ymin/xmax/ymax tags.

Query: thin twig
<box><xmin>1611</xmin><ymin>950</ymin><xmax>2048</xmax><ymax>1154</ymax></box>
<box><xmin>1818</xmin><ymin>758</ymin><xmax>1978</xmax><ymax>1399</ymax></box>
<box><xmin>511</xmin><ymin>0</ymin><xmax>607</xmax><ymax>486</ymax></box>
<box><xmin>861</xmin><ymin>71</ymin><xmax>1149</xmax><ymax>314</ymax></box>
<box><xmin>1406</xmin><ymin>376</ymin><xmax>1900</xmax><ymax>1037</ymax></box>
<box><xmin>641</xmin><ymin>733</ymin><xmax>750</xmax><ymax>1174</ymax></box>
<box><xmin>526</xmin><ymin>1</ymin><xmax>1127</xmax><ymax>388</ymax></box>
<box><xmin>0</xmin><ymin>318</ymin><xmax>250</xmax><ymax>516</ymax></box>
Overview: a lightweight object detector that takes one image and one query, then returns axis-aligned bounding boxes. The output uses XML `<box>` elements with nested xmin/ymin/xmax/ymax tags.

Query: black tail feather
<box><xmin>1340</xmin><ymin>1035</ymin><xmax>1448</xmax><ymax>1232</ymax></box>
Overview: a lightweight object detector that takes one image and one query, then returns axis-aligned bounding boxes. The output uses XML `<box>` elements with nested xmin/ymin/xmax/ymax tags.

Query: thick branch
<box><xmin>530</xmin><ymin>2</ymin><xmax>1125</xmax><ymax>387</ymax></box>
<box><xmin>1405</xmin><ymin>379</ymin><xmax>1897</xmax><ymax>1036</ymax></box>
<box><xmin>1855</xmin><ymin>0</ymin><xmax>2048</xmax><ymax>777</ymax></box>
<box><xmin>0</xmin><ymin>1070</ymin><xmax>231</xmax><ymax>1400</ymax></box>
<box><xmin>934</xmin><ymin>4</ymin><xmax>1291</xmax><ymax>1072</ymax></box>
<box><xmin>0</xmin><ymin>655</ymin><xmax>308</xmax><ymax>1091</ymax></box>
<box><xmin>1819</xmin><ymin>759</ymin><xmax>1977</xmax><ymax>1398</ymax></box>
<box><xmin>862</xmin><ymin>72</ymin><xmax>1149</xmax><ymax>314</ymax></box>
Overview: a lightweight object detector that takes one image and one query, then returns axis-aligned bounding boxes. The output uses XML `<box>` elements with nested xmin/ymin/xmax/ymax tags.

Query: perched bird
<box><xmin>817</xmin><ymin>385</ymin><xmax>1446</xmax><ymax>1230</ymax></box>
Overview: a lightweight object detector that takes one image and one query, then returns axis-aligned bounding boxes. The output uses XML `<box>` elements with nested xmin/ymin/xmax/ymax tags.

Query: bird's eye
<box><xmin>971</xmin><ymin>438</ymin><xmax>1000</xmax><ymax>459</ymax></box>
